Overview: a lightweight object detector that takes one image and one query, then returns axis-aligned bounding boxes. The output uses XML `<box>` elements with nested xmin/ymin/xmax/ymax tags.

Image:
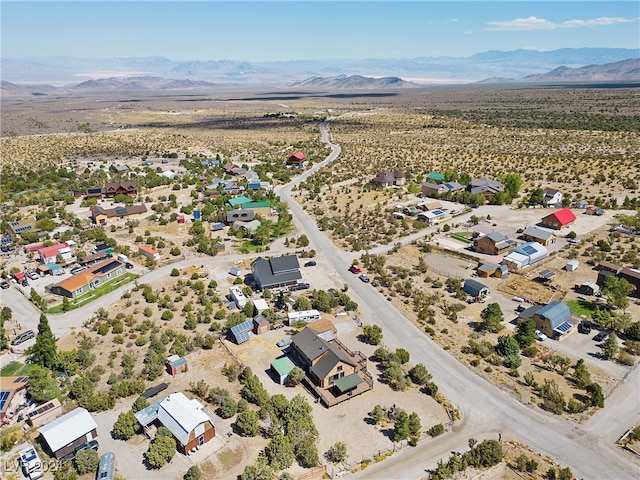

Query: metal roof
<box><xmin>156</xmin><ymin>392</ymin><xmax>212</xmax><ymax>446</ymax></box>
<box><xmin>537</xmin><ymin>302</ymin><xmax>571</xmax><ymax>328</ymax></box>
<box><xmin>271</xmin><ymin>357</ymin><xmax>295</xmax><ymax>377</ymax></box>
<box><xmin>334</xmin><ymin>373</ymin><xmax>364</xmax><ymax>393</ymax></box>
<box><xmin>39</xmin><ymin>408</ymin><xmax>97</xmax><ymax>453</ymax></box>
<box><xmin>554</xmin><ymin>321</ymin><xmax>573</xmax><ymax>334</ymax></box>
<box><xmin>539</xmin><ymin>269</ymin><xmax>556</xmax><ymax>280</ymax></box>
<box><xmin>230</xmin><ymin>319</ymin><xmax>253</xmax><ymax>344</ymax></box>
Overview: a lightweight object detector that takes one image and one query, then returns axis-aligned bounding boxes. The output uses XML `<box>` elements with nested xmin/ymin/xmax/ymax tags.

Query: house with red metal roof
<box><xmin>37</xmin><ymin>243</ymin><xmax>72</xmax><ymax>264</ymax></box>
<box><xmin>286</xmin><ymin>151</ymin><xmax>306</xmax><ymax>166</ymax></box>
<box><xmin>540</xmin><ymin>208</ymin><xmax>577</xmax><ymax>230</ymax></box>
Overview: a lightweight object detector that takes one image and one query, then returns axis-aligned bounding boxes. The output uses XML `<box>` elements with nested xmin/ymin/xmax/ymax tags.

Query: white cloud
<box><xmin>487</xmin><ymin>16</ymin><xmax>635</xmax><ymax>31</ymax></box>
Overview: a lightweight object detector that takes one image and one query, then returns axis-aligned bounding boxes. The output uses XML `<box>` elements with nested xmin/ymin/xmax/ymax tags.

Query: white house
<box><xmin>543</xmin><ymin>188</ymin><xmax>563</xmax><ymax>207</ymax></box>
<box><xmin>503</xmin><ymin>242</ymin><xmax>548</xmax><ymax>270</ymax></box>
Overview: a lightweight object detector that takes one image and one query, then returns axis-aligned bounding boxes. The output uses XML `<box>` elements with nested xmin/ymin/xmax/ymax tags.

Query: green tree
<box><xmin>408</xmin><ymin>363</ymin><xmax>432</xmax><ymax>385</ymax></box>
<box><xmin>184</xmin><ymin>465</ymin><xmax>201</xmax><ymax>480</ymax></box>
<box><xmin>602</xmin><ymin>276</ymin><xmax>633</xmax><ymax>311</ymax></box>
<box><xmin>408</xmin><ymin>412</ymin><xmax>421</xmax><ymax>436</ymax></box>
<box><xmin>75</xmin><ymin>449</ymin><xmax>99</xmax><ymax>475</ymax></box>
<box><xmin>496</xmin><ymin>335</ymin><xmax>520</xmax><ymax>357</ymax></box>
<box><xmin>392</xmin><ymin>409</ymin><xmax>410</xmax><ymax>442</ymax></box>
<box><xmin>602</xmin><ymin>333</ymin><xmax>619</xmax><ymax>359</ymax></box>
<box><xmin>528</xmin><ymin>187</ymin><xmax>544</xmax><ymax>205</ymax></box>
<box><xmin>288</xmin><ymin>366</ymin><xmax>305</xmax><ymax>386</ymax></box>
<box><xmin>627</xmin><ymin>321</ymin><xmax>640</xmax><ymax>341</ymax></box>
<box><xmin>295</xmin><ymin>435</ymin><xmax>319</xmax><ymax>467</ymax></box>
<box><xmin>369</xmin><ymin>404</ymin><xmax>385</xmax><ymax>425</ymax></box>
<box><xmin>31</xmin><ymin>313</ymin><xmax>57</xmax><ymax>369</ymax></box>
<box><xmin>145</xmin><ymin>432</ymin><xmax>176</xmax><ymax>469</ymax></box>
<box><xmin>395</xmin><ymin>348</ymin><xmax>410</xmax><ymax>364</ymax></box>
<box><xmin>265</xmin><ymin>434</ymin><xmax>295</xmax><ymax>469</ymax></box>
<box><xmin>515</xmin><ymin>318</ymin><xmax>537</xmax><ymax>348</ymax></box>
<box><xmin>235</xmin><ymin>410</ymin><xmax>259</xmax><ymax>437</ymax></box>
<box><xmin>587</xmin><ymin>382</ymin><xmax>605</xmax><ymax>408</ymax></box>
<box><xmin>239</xmin><ymin>455</ymin><xmax>276</xmax><ymax>480</ymax></box>
<box><xmin>478</xmin><ymin>303</ymin><xmax>504</xmax><ymax>333</ymax></box>
<box><xmin>293</xmin><ymin>297</ymin><xmax>312</xmax><ymax>311</ymax></box>
<box><xmin>362</xmin><ymin>324</ymin><xmax>383</xmax><ymax>345</ymax></box>
<box><xmin>112</xmin><ymin>410</ymin><xmax>141</xmax><ymax>440</ymax></box>
<box><xmin>326</xmin><ymin>441</ymin><xmax>347</xmax><ymax>463</ymax></box>
<box><xmin>501</xmin><ymin>173</ymin><xmax>523</xmax><ymax>199</ymax></box>
<box><xmin>27</xmin><ymin>365</ymin><xmax>61</xmax><ymax>402</ymax></box>
<box><xmin>132</xmin><ymin>396</ymin><xmax>149</xmax><ymax>413</ymax></box>
<box><xmin>571</xmin><ymin>359</ymin><xmax>592</xmax><ymax>388</ymax></box>
<box><xmin>468</xmin><ymin>439</ymin><xmax>504</xmax><ymax>467</ymax></box>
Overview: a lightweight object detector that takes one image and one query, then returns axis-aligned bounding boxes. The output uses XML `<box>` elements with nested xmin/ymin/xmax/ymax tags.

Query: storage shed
<box><xmin>271</xmin><ymin>357</ymin><xmax>295</xmax><ymax>385</ymax></box>
<box><xmin>167</xmin><ymin>354</ymin><xmax>188</xmax><ymax>376</ymax></box>
<box><xmin>565</xmin><ymin>260</ymin><xmax>579</xmax><ymax>272</ymax></box>
<box><xmin>463</xmin><ymin>279</ymin><xmax>490</xmax><ymax>298</ymax></box>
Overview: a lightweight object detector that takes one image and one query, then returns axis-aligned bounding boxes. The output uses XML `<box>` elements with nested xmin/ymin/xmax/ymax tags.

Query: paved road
<box><xmin>2</xmin><ymin>120</ymin><xmax>638</xmax><ymax>479</ymax></box>
<box><xmin>277</xmin><ymin>121</ymin><xmax>640</xmax><ymax>479</ymax></box>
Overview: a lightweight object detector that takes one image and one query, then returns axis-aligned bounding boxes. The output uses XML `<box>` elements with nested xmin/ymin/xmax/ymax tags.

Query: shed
<box><xmin>229</xmin><ymin>266</ymin><xmax>242</xmax><ymax>277</ymax></box>
<box><xmin>26</xmin><ymin>398</ymin><xmax>63</xmax><ymax>428</ymax></box>
<box><xmin>271</xmin><ymin>357</ymin><xmax>295</xmax><ymax>385</ymax></box>
<box><xmin>463</xmin><ymin>279</ymin><xmax>490</xmax><ymax>298</ymax></box>
<box><xmin>39</xmin><ymin>407</ymin><xmax>98</xmax><ymax>459</ymax></box>
<box><xmin>477</xmin><ymin>262</ymin><xmax>499</xmax><ymax>278</ymax></box>
<box><xmin>576</xmin><ymin>282</ymin><xmax>600</xmax><ymax>296</ymax></box>
<box><xmin>167</xmin><ymin>355</ymin><xmax>188</xmax><ymax>376</ymax></box>
<box><xmin>565</xmin><ymin>260</ymin><xmax>579</xmax><ymax>272</ymax></box>
<box><xmin>253</xmin><ymin>314</ymin><xmax>270</xmax><ymax>335</ymax></box>
<box><xmin>253</xmin><ymin>299</ymin><xmax>269</xmax><ymax>313</ymax></box>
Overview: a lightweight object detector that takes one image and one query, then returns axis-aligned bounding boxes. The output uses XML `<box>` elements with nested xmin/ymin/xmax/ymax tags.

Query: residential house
<box><xmin>111</xmin><ymin>164</ymin><xmax>129</xmax><ymax>174</ymax></box>
<box><xmin>139</xmin><ymin>244</ymin><xmax>160</xmax><ymax>260</ymax></box>
<box><xmin>421</xmin><ymin>182</ymin><xmax>447</xmax><ymax>196</ymax></box>
<box><xmin>373</xmin><ymin>170</ymin><xmax>405</xmax><ymax>187</ymax></box>
<box><xmin>290</xmin><ymin>327</ymin><xmax>358</xmax><ymax>389</ymax></box>
<box><xmin>77</xmin><ymin>250</ymin><xmax>110</xmax><ymax>267</ymax></box>
<box><xmin>242</xmin><ymin>201</ymin><xmax>271</xmax><ymax>217</ymax></box>
<box><xmin>543</xmin><ymin>188</ymin><xmax>563</xmax><ymax>207</ymax></box>
<box><xmin>417</xmin><ymin>209</ymin><xmax>446</xmax><ymax>225</ymax></box>
<box><xmin>477</xmin><ymin>262</ymin><xmax>508</xmax><ymax>279</ymax></box>
<box><xmin>463</xmin><ymin>279</ymin><xmax>490</xmax><ymax>298</ymax></box>
<box><xmin>104</xmin><ymin>180</ymin><xmax>137</xmax><ymax>197</ymax></box>
<box><xmin>134</xmin><ymin>392</ymin><xmax>215</xmax><ymax>455</ymax></box>
<box><xmin>226</xmin><ymin>196</ymin><xmax>252</xmax><ymax>208</ymax></box>
<box><xmin>518</xmin><ymin>302</ymin><xmax>573</xmax><ymax>339</ymax></box>
<box><xmin>39</xmin><ymin>408</ymin><xmax>98</xmax><ymax>459</ymax></box>
<box><xmin>426</xmin><ymin>172</ymin><xmax>445</xmax><ymax>184</ymax></box>
<box><xmin>7</xmin><ymin>219</ymin><xmax>39</xmax><ymax>239</ymax></box>
<box><xmin>223</xmin><ymin>162</ymin><xmax>240</xmax><ymax>174</ymax></box>
<box><xmin>90</xmin><ymin>204</ymin><xmax>148</xmax><ymax>225</ymax></box>
<box><xmin>473</xmin><ymin>232</ymin><xmax>518</xmax><ymax>255</ymax></box>
<box><xmin>540</xmin><ymin>208</ymin><xmax>576</xmax><ymax>230</ymax></box>
<box><xmin>225</xmin><ymin>209</ymin><xmax>255</xmax><ymax>224</ymax></box>
<box><xmin>233</xmin><ymin>219</ymin><xmax>261</xmax><ymax>235</ymax></box>
<box><xmin>442</xmin><ymin>181</ymin><xmax>465</xmax><ymax>193</ymax></box>
<box><xmin>467</xmin><ymin>177</ymin><xmax>504</xmax><ymax>198</ymax></box>
<box><xmin>85</xmin><ymin>186</ymin><xmax>104</xmax><ymax>199</ymax></box>
<box><xmin>597</xmin><ymin>263</ymin><xmax>640</xmax><ymax>297</ymax></box>
<box><xmin>0</xmin><ymin>376</ymin><xmax>28</xmax><ymax>421</ymax></box>
<box><xmin>251</xmin><ymin>255</ymin><xmax>302</xmax><ymax>290</ymax></box>
<box><xmin>502</xmin><ymin>242</ymin><xmax>548</xmax><ymax>270</ymax></box>
<box><xmin>521</xmin><ymin>226</ymin><xmax>556</xmax><ymax>246</ymax></box>
<box><xmin>50</xmin><ymin>259</ymin><xmax>126</xmax><ymax>299</ymax></box>
<box><xmin>286</xmin><ymin>151</ymin><xmax>306</xmax><ymax>166</ymax></box>
<box><xmin>37</xmin><ymin>243</ymin><xmax>72</xmax><ymax>264</ymax></box>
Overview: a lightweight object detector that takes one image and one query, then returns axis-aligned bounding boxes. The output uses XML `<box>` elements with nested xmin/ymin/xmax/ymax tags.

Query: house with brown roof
<box><xmin>289</xmin><ymin>327</ymin><xmax>372</xmax><ymax>407</ymax></box>
<box><xmin>473</xmin><ymin>232</ymin><xmax>518</xmax><ymax>255</ymax></box>
<box><xmin>467</xmin><ymin>177</ymin><xmax>504</xmax><ymax>198</ymax></box>
<box><xmin>50</xmin><ymin>258</ymin><xmax>126</xmax><ymax>299</ymax></box>
<box><xmin>90</xmin><ymin>204</ymin><xmax>148</xmax><ymax>225</ymax></box>
<box><xmin>104</xmin><ymin>181</ymin><xmax>137</xmax><ymax>197</ymax></box>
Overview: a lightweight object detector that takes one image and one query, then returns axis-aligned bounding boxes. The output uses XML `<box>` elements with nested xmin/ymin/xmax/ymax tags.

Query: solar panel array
<box><xmin>539</xmin><ymin>269</ymin><xmax>555</xmax><ymax>280</ymax></box>
<box><xmin>14</xmin><ymin>376</ymin><xmax>28</xmax><ymax>383</ymax></box>
<box><xmin>1</xmin><ymin>238</ymin><xmax>12</xmax><ymax>245</ymax></box>
<box><xmin>555</xmin><ymin>321</ymin><xmax>572</xmax><ymax>333</ymax></box>
<box><xmin>27</xmin><ymin>401</ymin><xmax>56</xmax><ymax>418</ymax></box>
<box><xmin>231</xmin><ymin>319</ymin><xmax>253</xmax><ymax>344</ymax></box>
<box><xmin>15</xmin><ymin>225</ymin><xmax>32</xmax><ymax>233</ymax></box>
<box><xmin>520</xmin><ymin>244</ymin><xmax>538</xmax><ymax>255</ymax></box>
<box><xmin>0</xmin><ymin>391</ymin><xmax>11</xmax><ymax>411</ymax></box>
<box><xmin>11</xmin><ymin>221</ymin><xmax>19</xmax><ymax>226</ymax></box>
<box><xmin>115</xmin><ymin>207</ymin><xmax>127</xmax><ymax>216</ymax></box>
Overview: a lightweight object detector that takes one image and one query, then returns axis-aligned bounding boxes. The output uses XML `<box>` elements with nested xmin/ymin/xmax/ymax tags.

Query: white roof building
<box><xmin>39</xmin><ymin>407</ymin><xmax>97</xmax><ymax>454</ymax></box>
<box><xmin>503</xmin><ymin>242</ymin><xmax>548</xmax><ymax>270</ymax></box>
<box><xmin>157</xmin><ymin>392</ymin><xmax>211</xmax><ymax>446</ymax></box>
<box><xmin>253</xmin><ymin>298</ymin><xmax>269</xmax><ymax>313</ymax></box>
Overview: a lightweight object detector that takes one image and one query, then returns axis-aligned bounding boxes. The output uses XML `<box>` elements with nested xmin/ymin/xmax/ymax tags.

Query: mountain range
<box><xmin>2</xmin><ymin>48</ymin><xmax>638</xmax><ymax>86</ymax></box>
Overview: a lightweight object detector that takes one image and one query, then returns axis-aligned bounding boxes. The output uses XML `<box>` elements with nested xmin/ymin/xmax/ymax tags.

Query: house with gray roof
<box><xmin>251</xmin><ymin>255</ymin><xmax>302</xmax><ymax>290</ymax></box>
<box><xmin>467</xmin><ymin>177</ymin><xmax>504</xmax><ymax>198</ymax></box>
<box><xmin>519</xmin><ymin>302</ymin><xmax>573</xmax><ymax>339</ymax></box>
<box><xmin>521</xmin><ymin>226</ymin><xmax>556</xmax><ymax>246</ymax></box>
<box><xmin>473</xmin><ymin>231</ymin><xmax>518</xmax><ymax>255</ymax></box>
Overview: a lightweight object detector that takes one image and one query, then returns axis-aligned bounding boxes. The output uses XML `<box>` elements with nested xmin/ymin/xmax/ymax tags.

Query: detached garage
<box><xmin>39</xmin><ymin>407</ymin><xmax>98</xmax><ymax>459</ymax></box>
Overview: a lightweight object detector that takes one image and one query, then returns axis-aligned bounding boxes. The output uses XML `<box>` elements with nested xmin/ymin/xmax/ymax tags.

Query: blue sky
<box><xmin>2</xmin><ymin>1</ymin><xmax>638</xmax><ymax>60</ymax></box>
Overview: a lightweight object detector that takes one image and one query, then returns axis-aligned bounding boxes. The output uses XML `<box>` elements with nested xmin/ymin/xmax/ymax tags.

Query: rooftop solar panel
<box><xmin>14</xmin><ymin>376</ymin><xmax>27</xmax><ymax>383</ymax></box>
<box><xmin>115</xmin><ymin>207</ymin><xmax>127</xmax><ymax>216</ymax></box>
<box><xmin>11</xmin><ymin>221</ymin><xmax>19</xmax><ymax>226</ymax></box>
<box><xmin>0</xmin><ymin>391</ymin><xmax>11</xmax><ymax>411</ymax></box>
<box><xmin>521</xmin><ymin>245</ymin><xmax>537</xmax><ymax>255</ymax></box>
<box><xmin>1</xmin><ymin>238</ymin><xmax>12</xmax><ymax>244</ymax></box>
<box><xmin>555</xmin><ymin>321</ymin><xmax>573</xmax><ymax>333</ymax></box>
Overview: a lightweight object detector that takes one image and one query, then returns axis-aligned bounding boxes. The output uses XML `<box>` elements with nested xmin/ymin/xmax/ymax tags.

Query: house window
<box><xmin>76</xmin><ymin>287</ymin><xmax>83</xmax><ymax>294</ymax></box>
<box><xmin>337</xmin><ymin>366</ymin><xmax>343</xmax><ymax>372</ymax></box>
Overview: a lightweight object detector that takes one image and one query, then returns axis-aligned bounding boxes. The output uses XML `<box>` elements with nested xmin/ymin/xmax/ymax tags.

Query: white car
<box><xmin>27</xmin><ymin>271</ymin><xmax>39</xmax><ymax>281</ymax></box>
<box><xmin>535</xmin><ymin>330</ymin><xmax>548</xmax><ymax>341</ymax></box>
<box><xmin>450</xmin><ymin>209</ymin><xmax>460</xmax><ymax>215</ymax></box>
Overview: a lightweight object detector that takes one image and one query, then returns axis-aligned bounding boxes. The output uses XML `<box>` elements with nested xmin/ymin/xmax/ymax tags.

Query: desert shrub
<box><xmin>427</xmin><ymin>423</ymin><xmax>445</xmax><ymax>437</ymax></box>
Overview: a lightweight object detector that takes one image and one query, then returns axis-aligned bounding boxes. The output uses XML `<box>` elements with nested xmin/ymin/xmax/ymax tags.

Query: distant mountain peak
<box><xmin>290</xmin><ymin>74</ymin><xmax>418</xmax><ymax>89</ymax></box>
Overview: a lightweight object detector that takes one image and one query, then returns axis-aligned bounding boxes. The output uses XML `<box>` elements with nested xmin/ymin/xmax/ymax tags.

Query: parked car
<box><xmin>290</xmin><ymin>283</ymin><xmax>310</xmax><ymax>291</ymax></box>
<box><xmin>348</xmin><ymin>264</ymin><xmax>361</xmax><ymax>274</ymax></box>
<box><xmin>74</xmin><ymin>440</ymin><xmax>99</xmax><ymax>454</ymax></box>
<box><xmin>359</xmin><ymin>274</ymin><xmax>370</xmax><ymax>283</ymax></box>
<box><xmin>125</xmin><ymin>262</ymin><xmax>134</xmax><ymax>269</ymax></box>
<box><xmin>512</xmin><ymin>296</ymin><xmax>525</xmax><ymax>302</ymax></box>
<box><xmin>594</xmin><ymin>331</ymin><xmax>609</xmax><ymax>342</ymax></box>
<box><xmin>578</xmin><ymin>320</ymin><xmax>592</xmax><ymax>334</ymax></box>
<box><xmin>70</xmin><ymin>266</ymin><xmax>87</xmax><ymax>275</ymax></box>
<box><xmin>27</xmin><ymin>271</ymin><xmax>39</xmax><ymax>281</ymax></box>
<box><xmin>450</xmin><ymin>209</ymin><xmax>460</xmax><ymax>215</ymax></box>
<box><xmin>21</xmin><ymin>279</ymin><xmax>29</xmax><ymax>287</ymax></box>
<box><xmin>515</xmin><ymin>304</ymin><xmax>527</xmax><ymax>313</ymax></box>
<box><xmin>535</xmin><ymin>330</ymin><xmax>548</xmax><ymax>341</ymax></box>
<box><xmin>304</xmin><ymin>261</ymin><xmax>317</xmax><ymax>267</ymax></box>
<box><xmin>11</xmin><ymin>330</ymin><xmax>36</xmax><ymax>346</ymax></box>
<box><xmin>0</xmin><ymin>281</ymin><xmax>9</xmax><ymax>289</ymax></box>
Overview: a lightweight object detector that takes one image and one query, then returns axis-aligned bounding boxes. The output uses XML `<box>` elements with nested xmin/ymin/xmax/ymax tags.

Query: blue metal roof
<box><xmin>537</xmin><ymin>302</ymin><xmax>571</xmax><ymax>328</ymax></box>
